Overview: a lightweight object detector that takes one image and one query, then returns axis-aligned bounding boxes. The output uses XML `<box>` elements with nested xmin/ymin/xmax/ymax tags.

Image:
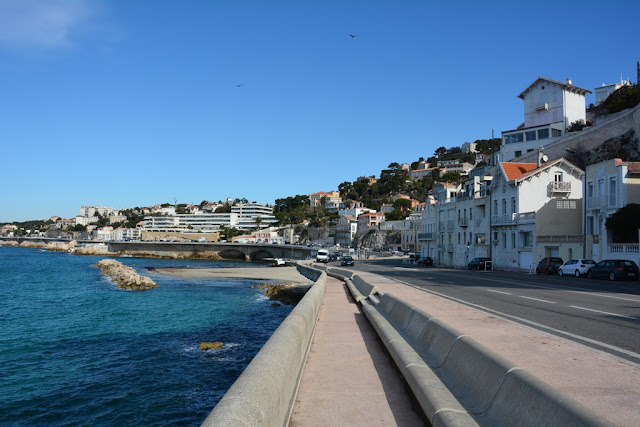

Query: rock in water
<box><xmin>95</xmin><ymin>259</ymin><xmax>158</xmax><ymax>290</ymax></box>
<box><xmin>199</xmin><ymin>341</ymin><xmax>223</xmax><ymax>350</ymax></box>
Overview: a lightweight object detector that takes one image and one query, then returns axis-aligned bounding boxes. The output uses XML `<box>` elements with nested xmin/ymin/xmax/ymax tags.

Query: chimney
<box><xmin>566</xmin><ymin>78</ymin><xmax>572</xmax><ymax>85</ymax></box>
<box><xmin>537</xmin><ymin>148</ymin><xmax>545</xmax><ymax>167</ymax></box>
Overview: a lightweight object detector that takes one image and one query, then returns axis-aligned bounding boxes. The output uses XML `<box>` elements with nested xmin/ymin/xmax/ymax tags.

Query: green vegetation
<box><xmin>605</xmin><ymin>203</ymin><xmax>640</xmax><ymax>243</ymax></box>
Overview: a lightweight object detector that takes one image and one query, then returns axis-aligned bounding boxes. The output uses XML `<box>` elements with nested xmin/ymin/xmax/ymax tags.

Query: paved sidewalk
<box><xmin>289</xmin><ymin>275</ymin><xmax>428</xmax><ymax>426</ymax></box>
<box><xmin>353</xmin><ymin>270</ymin><xmax>640</xmax><ymax>426</ymax></box>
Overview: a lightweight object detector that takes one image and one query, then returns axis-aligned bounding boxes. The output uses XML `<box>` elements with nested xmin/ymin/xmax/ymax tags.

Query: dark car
<box><xmin>535</xmin><ymin>257</ymin><xmax>564</xmax><ymax>275</ymax></box>
<box><xmin>587</xmin><ymin>259</ymin><xmax>640</xmax><ymax>281</ymax></box>
<box><xmin>468</xmin><ymin>257</ymin><xmax>492</xmax><ymax>270</ymax></box>
<box><xmin>417</xmin><ymin>256</ymin><xmax>433</xmax><ymax>266</ymax></box>
<box><xmin>341</xmin><ymin>256</ymin><xmax>354</xmax><ymax>266</ymax></box>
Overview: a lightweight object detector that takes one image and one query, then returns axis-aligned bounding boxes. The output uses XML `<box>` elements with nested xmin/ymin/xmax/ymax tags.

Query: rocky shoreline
<box><xmin>95</xmin><ymin>259</ymin><xmax>158</xmax><ymax>290</ymax></box>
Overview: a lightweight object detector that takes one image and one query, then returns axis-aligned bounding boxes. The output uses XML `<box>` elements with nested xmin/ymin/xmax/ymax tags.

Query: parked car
<box><xmin>558</xmin><ymin>259</ymin><xmax>596</xmax><ymax>277</ymax></box>
<box><xmin>535</xmin><ymin>257</ymin><xmax>564</xmax><ymax>275</ymax></box>
<box><xmin>587</xmin><ymin>259</ymin><xmax>640</xmax><ymax>281</ymax></box>
<box><xmin>468</xmin><ymin>257</ymin><xmax>492</xmax><ymax>270</ymax></box>
<box><xmin>417</xmin><ymin>256</ymin><xmax>433</xmax><ymax>266</ymax></box>
<box><xmin>341</xmin><ymin>255</ymin><xmax>354</xmax><ymax>266</ymax></box>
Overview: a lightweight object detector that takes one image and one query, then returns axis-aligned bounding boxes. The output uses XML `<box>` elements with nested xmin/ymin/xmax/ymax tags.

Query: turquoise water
<box><xmin>0</xmin><ymin>247</ymin><xmax>293</xmax><ymax>426</ymax></box>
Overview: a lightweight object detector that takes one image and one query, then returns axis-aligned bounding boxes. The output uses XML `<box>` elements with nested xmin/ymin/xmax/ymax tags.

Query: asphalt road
<box><xmin>345</xmin><ymin>258</ymin><xmax>640</xmax><ymax>365</ymax></box>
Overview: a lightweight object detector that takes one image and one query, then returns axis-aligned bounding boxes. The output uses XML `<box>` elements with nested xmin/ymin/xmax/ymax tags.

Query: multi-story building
<box><xmin>500</xmin><ymin>77</ymin><xmax>591</xmax><ymax>162</ymax></box>
<box><xmin>357</xmin><ymin>212</ymin><xmax>384</xmax><ymax>234</ymax></box>
<box><xmin>490</xmin><ymin>154</ymin><xmax>583</xmax><ymax>270</ymax></box>
<box><xmin>75</xmin><ymin>215</ymin><xmax>99</xmax><ymax>226</ymax></box>
<box><xmin>585</xmin><ymin>158</ymin><xmax>640</xmax><ymax>264</ymax></box>
<box><xmin>594</xmin><ymin>80</ymin><xmax>630</xmax><ymax>106</ymax></box>
<box><xmin>80</xmin><ymin>205</ymin><xmax>113</xmax><ymax>218</ymax></box>
<box><xmin>400</xmin><ymin>213</ymin><xmax>422</xmax><ymax>253</ymax></box>
<box><xmin>336</xmin><ymin>215</ymin><xmax>358</xmax><ymax>247</ymax></box>
<box><xmin>441</xmin><ymin>162</ymin><xmax>474</xmax><ymax>176</ymax></box>
<box><xmin>309</xmin><ymin>191</ymin><xmax>342</xmax><ymax>211</ymax></box>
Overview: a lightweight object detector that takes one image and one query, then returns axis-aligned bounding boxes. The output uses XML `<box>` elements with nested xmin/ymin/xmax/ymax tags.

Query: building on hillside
<box><xmin>380</xmin><ymin>204</ymin><xmax>394</xmax><ymax>215</ymax></box>
<box><xmin>442</xmin><ymin>162</ymin><xmax>474</xmax><ymax>176</ymax></box>
<box><xmin>309</xmin><ymin>191</ymin><xmax>342</xmax><ymax>212</ymax></box>
<box><xmin>56</xmin><ymin>218</ymin><xmax>75</xmax><ymax>229</ymax></box>
<box><xmin>462</xmin><ymin>142</ymin><xmax>478</xmax><ymax>154</ymax></box>
<box><xmin>75</xmin><ymin>215</ymin><xmax>99</xmax><ymax>226</ymax></box>
<box><xmin>356</xmin><ymin>175</ymin><xmax>377</xmax><ymax>185</ymax></box>
<box><xmin>584</xmin><ymin>158</ymin><xmax>640</xmax><ymax>265</ymax></box>
<box><xmin>357</xmin><ymin>212</ymin><xmax>385</xmax><ymax>234</ymax></box>
<box><xmin>255</xmin><ymin>227</ymin><xmax>282</xmax><ymax>244</ymax></box>
<box><xmin>594</xmin><ymin>80</ymin><xmax>630</xmax><ymax>106</ymax></box>
<box><xmin>338</xmin><ymin>201</ymin><xmax>375</xmax><ymax>218</ymax></box>
<box><xmin>109</xmin><ymin>213</ymin><xmax>127</xmax><ymax>225</ymax></box>
<box><xmin>490</xmin><ymin>155</ymin><xmax>584</xmax><ymax>270</ymax></box>
<box><xmin>409</xmin><ymin>167</ymin><xmax>436</xmax><ymax>182</ymax></box>
<box><xmin>500</xmin><ymin>77</ymin><xmax>591</xmax><ymax>162</ymax></box>
<box><xmin>80</xmin><ymin>206</ymin><xmax>113</xmax><ymax>218</ymax></box>
<box><xmin>336</xmin><ymin>215</ymin><xmax>358</xmax><ymax>247</ymax></box>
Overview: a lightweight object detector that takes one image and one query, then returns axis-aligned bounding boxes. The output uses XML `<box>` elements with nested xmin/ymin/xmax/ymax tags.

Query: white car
<box><xmin>558</xmin><ymin>259</ymin><xmax>596</xmax><ymax>277</ymax></box>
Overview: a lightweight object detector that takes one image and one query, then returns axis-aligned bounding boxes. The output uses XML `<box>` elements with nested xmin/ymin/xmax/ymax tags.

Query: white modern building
<box><xmin>500</xmin><ymin>77</ymin><xmax>591</xmax><ymax>162</ymax></box>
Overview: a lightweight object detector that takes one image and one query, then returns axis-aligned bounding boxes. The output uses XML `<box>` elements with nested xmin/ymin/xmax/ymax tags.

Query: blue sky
<box><xmin>1</xmin><ymin>0</ymin><xmax>638</xmax><ymax>222</ymax></box>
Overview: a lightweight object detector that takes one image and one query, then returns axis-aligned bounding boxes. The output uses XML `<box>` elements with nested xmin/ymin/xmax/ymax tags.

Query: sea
<box><xmin>0</xmin><ymin>246</ymin><xmax>294</xmax><ymax>426</ymax></box>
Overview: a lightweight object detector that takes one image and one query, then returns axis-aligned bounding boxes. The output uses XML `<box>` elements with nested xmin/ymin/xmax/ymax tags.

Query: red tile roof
<box><xmin>501</xmin><ymin>163</ymin><xmax>538</xmax><ymax>181</ymax></box>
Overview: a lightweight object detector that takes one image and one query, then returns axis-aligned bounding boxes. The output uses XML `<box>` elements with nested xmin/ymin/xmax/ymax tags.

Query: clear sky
<box><xmin>1</xmin><ymin>0</ymin><xmax>638</xmax><ymax>222</ymax></box>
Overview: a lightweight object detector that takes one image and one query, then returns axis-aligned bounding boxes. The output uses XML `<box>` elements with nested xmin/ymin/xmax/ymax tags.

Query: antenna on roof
<box><xmin>173</xmin><ymin>196</ymin><xmax>178</xmax><ymax>206</ymax></box>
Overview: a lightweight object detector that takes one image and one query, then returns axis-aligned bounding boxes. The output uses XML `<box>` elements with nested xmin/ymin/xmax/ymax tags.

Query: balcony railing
<box><xmin>491</xmin><ymin>211</ymin><xmax>536</xmax><ymax>226</ymax></box>
<box><xmin>549</xmin><ymin>181</ymin><xmax>571</xmax><ymax>193</ymax></box>
<box><xmin>610</xmin><ymin>244</ymin><xmax>639</xmax><ymax>254</ymax></box>
<box><xmin>418</xmin><ymin>232</ymin><xmax>434</xmax><ymax>241</ymax></box>
<box><xmin>537</xmin><ymin>235</ymin><xmax>583</xmax><ymax>243</ymax></box>
<box><xmin>458</xmin><ymin>217</ymin><xmax>468</xmax><ymax>227</ymax></box>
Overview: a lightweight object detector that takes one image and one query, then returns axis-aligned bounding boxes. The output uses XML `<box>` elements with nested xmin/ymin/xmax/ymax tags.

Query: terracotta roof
<box><xmin>501</xmin><ymin>162</ymin><xmax>538</xmax><ymax>181</ymax></box>
<box><xmin>626</xmin><ymin>162</ymin><xmax>640</xmax><ymax>174</ymax></box>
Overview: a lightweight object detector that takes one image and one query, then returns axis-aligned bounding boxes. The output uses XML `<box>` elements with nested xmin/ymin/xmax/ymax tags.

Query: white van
<box><xmin>316</xmin><ymin>249</ymin><xmax>329</xmax><ymax>263</ymax></box>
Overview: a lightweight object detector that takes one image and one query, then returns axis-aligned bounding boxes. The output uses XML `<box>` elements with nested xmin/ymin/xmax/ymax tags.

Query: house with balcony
<box><xmin>500</xmin><ymin>77</ymin><xmax>591</xmax><ymax>162</ymax></box>
<box><xmin>585</xmin><ymin>158</ymin><xmax>640</xmax><ymax>264</ymax></box>
<box><xmin>309</xmin><ymin>191</ymin><xmax>342</xmax><ymax>212</ymax></box>
<box><xmin>419</xmin><ymin>197</ymin><xmax>437</xmax><ymax>260</ymax></box>
<box><xmin>490</xmin><ymin>154</ymin><xmax>583</xmax><ymax>270</ymax></box>
<box><xmin>357</xmin><ymin>212</ymin><xmax>385</xmax><ymax>234</ymax></box>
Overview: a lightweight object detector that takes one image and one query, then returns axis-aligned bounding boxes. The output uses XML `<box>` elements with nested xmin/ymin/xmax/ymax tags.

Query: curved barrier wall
<box><xmin>201</xmin><ymin>264</ymin><xmax>326</xmax><ymax>427</ymax></box>
<box><xmin>328</xmin><ymin>267</ymin><xmax>613</xmax><ymax>427</ymax></box>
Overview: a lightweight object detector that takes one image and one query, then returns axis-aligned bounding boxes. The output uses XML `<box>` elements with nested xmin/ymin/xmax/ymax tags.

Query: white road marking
<box><xmin>519</xmin><ymin>295</ymin><xmax>556</xmax><ymax>304</ymax></box>
<box><xmin>487</xmin><ymin>289</ymin><xmax>512</xmax><ymax>295</ymax></box>
<box><xmin>570</xmin><ymin>306</ymin><xmax>638</xmax><ymax>320</ymax></box>
<box><xmin>391</xmin><ymin>278</ymin><xmax>640</xmax><ymax>365</ymax></box>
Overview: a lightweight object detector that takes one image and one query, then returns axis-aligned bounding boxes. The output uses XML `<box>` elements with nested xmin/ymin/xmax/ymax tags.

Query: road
<box><xmin>347</xmin><ymin>258</ymin><xmax>640</xmax><ymax>365</ymax></box>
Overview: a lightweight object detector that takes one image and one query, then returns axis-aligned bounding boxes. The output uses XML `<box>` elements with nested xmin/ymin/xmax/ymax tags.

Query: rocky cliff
<box><xmin>95</xmin><ymin>259</ymin><xmax>158</xmax><ymax>290</ymax></box>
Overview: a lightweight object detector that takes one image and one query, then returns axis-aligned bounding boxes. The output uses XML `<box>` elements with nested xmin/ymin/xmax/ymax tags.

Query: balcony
<box><xmin>609</xmin><ymin>244</ymin><xmax>639</xmax><ymax>254</ymax></box>
<box><xmin>458</xmin><ymin>217</ymin><xmax>468</xmax><ymax>227</ymax></box>
<box><xmin>535</xmin><ymin>102</ymin><xmax>548</xmax><ymax>111</ymax></box>
<box><xmin>418</xmin><ymin>232</ymin><xmax>434</xmax><ymax>241</ymax></box>
<box><xmin>549</xmin><ymin>181</ymin><xmax>571</xmax><ymax>193</ymax></box>
<box><xmin>491</xmin><ymin>211</ymin><xmax>536</xmax><ymax>226</ymax></box>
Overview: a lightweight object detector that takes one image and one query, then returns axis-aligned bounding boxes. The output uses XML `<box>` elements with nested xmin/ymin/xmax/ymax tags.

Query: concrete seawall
<box><xmin>328</xmin><ymin>267</ymin><xmax>614</xmax><ymax>426</ymax></box>
<box><xmin>201</xmin><ymin>263</ymin><xmax>325</xmax><ymax>427</ymax></box>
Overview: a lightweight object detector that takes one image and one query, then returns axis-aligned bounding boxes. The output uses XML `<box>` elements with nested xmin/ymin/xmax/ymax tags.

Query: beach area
<box><xmin>147</xmin><ymin>265</ymin><xmax>315</xmax><ymax>305</ymax></box>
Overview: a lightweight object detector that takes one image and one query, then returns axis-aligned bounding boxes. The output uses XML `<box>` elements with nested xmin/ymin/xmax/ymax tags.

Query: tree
<box><xmin>393</xmin><ymin>198</ymin><xmax>412</xmax><ymax>211</ymax></box>
<box><xmin>567</xmin><ymin>119</ymin><xmax>587</xmax><ymax>132</ymax></box>
<box><xmin>605</xmin><ymin>203</ymin><xmax>640</xmax><ymax>243</ymax></box>
<box><xmin>255</xmin><ymin>216</ymin><xmax>263</xmax><ymax>230</ymax></box>
<box><xmin>441</xmin><ymin>172</ymin><xmax>462</xmax><ymax>183</ymax></box>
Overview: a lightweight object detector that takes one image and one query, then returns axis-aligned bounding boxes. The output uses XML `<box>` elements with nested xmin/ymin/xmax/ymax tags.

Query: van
<box><xmin>316</xmin><ymin>249</ymin><xmax>329</xmax><ymax>263</ymax></box>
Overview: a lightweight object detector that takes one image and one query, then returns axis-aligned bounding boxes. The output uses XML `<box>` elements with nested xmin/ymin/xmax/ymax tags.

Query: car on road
<box><xmin>341</xmin><ymin>255</ymin><xmax>355</xmax><ymax>266</ymax></box>
<box><xmin>468</xmin><ymin>257</ymin><xmax>492</xmax><ymax>270</ymax></box>
<box><xmin>587</xmin><ymin>259</ymin><xmax>640</xmax><ymax>281</ymax></box>
<box><xmin>316</xmin><ymin>249</ymin><xmax>329</xmax><ymax>263</ymax></box>
<box><xmin>535</xmin><ymin>257</ymin><xmax>564</xmax><ymax>275</ymax></box>
<box><xmin>557</xmin><ymin>259</ymin><xmax>596</xmax><ymax>277</ymax></box>
<box><xmin>417</xmin><ymin>256</ymin><xmax>433</xmax><ymax>266</ymax></box>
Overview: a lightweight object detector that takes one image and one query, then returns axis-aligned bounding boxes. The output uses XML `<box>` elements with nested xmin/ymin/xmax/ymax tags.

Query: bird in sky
<box><xmin>235</xmin><ymin>84</ymin><xmax>243</xmax><ymax>87</ymax></box>
<box><xmin>349</xmin><ymin>34</ymin><xmax>357</xmax><ymax>38</ymax></box>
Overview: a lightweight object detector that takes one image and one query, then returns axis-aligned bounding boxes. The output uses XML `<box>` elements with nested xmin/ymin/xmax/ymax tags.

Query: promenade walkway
<box><xmin>292</xmin><ymin>268</ymin><xmax>640</xmax><ymax>426</ymax></box>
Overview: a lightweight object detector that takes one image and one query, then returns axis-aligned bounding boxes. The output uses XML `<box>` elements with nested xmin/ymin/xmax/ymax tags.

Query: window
<box><xmin>526</xmin><ymin>131</ymin><xmax>536</xmax><ymax>141</ymax></box>
<box><xmin>538</xmin><ymin>128</ymin><xmax>549</xmax><ymax>139</ymax></box>
<box><xmin>469</xmin><ymin>208</ymin><xmax>473</xmax><ymax>221</ymax></box>
<box><xmin>502</xmin><ymin>199</ymin><xmax>507</xmax><ymax>215</ymax></box>
<box><xmin>586</xmin><ymin>216</ymin><xmax>595</xmax><ymax>234</ymax></box>
<box><xmin>505</xmin><ymin>133</ymin><xmax>524</xmax><ymax>144</ymax></box>
<box><xmin>511</xmin><ymin>197</ymin><xmax>516</xmax><ymax>214</ymax></box>
<box><xmin>502</xmin><ymin>233</ymin><xmax>507</xmax><ymax>248</ymax></box>
<box><xmin>515</xmin><ymin>150</ymin><xmax>522</xmax><ymax>157</ymax></box>
<box><xmin>512</xmin><ymin>232</ymin><xmax>516</xmax><ymax>249</ymax></box>
<box><xmin>609</xmin><ymin>177</ymin><xmax>617</xmax><ymax>206</ymax></box>
<box><xmin>458</xmin><ymin>232</ymin><xmax>461</xmax><ymax>244</ymax></box>
<box><xmin>469</xmin><ymin>232</ymin><xmax>473</xmax><ymax>245</ymax></box>
<box><xmin>521</xmin><ymin>231</ymin><xmax>533</xmax><ymax>247</ymax></box>
<box><xmin>554</xmin><ymin>172</ymin><xmax>563</xmax><ymax>182</ymax></box>
<box><xmin>552</xmin><ymin>128</ymin><xmax>562</xmax><ymax>137</ymax></box>
<box><xmin>557</xmin><ymin>200</ymin><xmax>576</xmax><ymax>209</ymax></box>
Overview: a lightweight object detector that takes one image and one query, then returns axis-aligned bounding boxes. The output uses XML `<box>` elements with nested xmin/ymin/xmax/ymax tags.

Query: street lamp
<box><xmin>566</xmin><ymin>148</ymin><xmax>587</xmax><ymax>257</ymax></box>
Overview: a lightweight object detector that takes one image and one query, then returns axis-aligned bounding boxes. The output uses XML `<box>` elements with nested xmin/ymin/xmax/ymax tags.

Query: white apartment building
<box><xmin>309</xmin><ymin>191</ymin><xmax>342</xmax><ymax>211</ymax></box>
<box><xmin>500</xmin><ymin>77</ymin><xmax>591</xmax><ymax>162</ymax></box>
<box><xmin>75</xmin><ymin>215</ymin><xmax>99</xmax><ymax>226</ymax></box>
<box><xmin>80</xmin><ymin>205</ymin><xmax>113</xmax><ymax>217</ymax></box>
<box><xmin>336</xmin><ymin>215</ymin><xmax>358</xmax><ymax>247</ymax></box>
<box><xmin>585</xmin><ymin>158</ymin><xmax>640</xmax><ymax>264</ymax></box>
<box><xmin>400</xmin><ymin>212</ymin><xmax>422</xmax><ymax>253</ymax></box>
